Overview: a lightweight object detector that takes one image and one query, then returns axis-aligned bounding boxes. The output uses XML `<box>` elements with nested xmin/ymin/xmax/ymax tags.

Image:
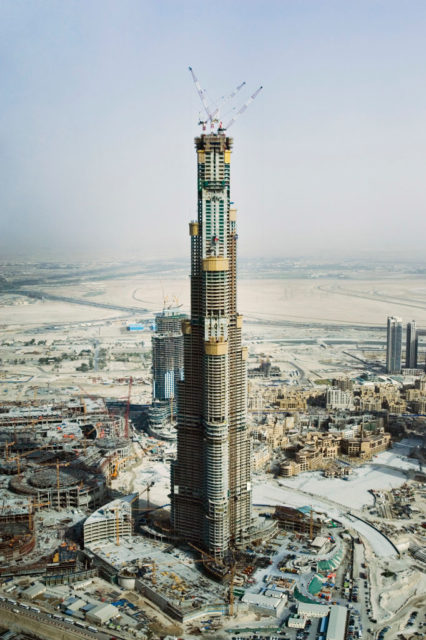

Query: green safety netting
<box><xmin>308</xmin><ymin>575</ymin><xmax>325</xmax><ymax>594</ymax></box>
<box><xmin>294</xmin><ymin>587</ymin><xmax>316</xmax><ymax>603</ymax></box>
<box><xmin>317</xmin><ymin>547</ymin><xmax>344</xmax><ymax>573</ymax></box>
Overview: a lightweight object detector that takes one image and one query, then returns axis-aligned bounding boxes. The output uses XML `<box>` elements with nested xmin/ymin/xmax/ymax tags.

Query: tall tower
<box><xmin>386</xmin><ymin>316</ymin><xmax>403</xmax><ymax>374</ymax></box>
<box><xmin>152</xmin><ymin>307</ymin><xmax>185</xmax><ymax>402</ymax></box>
<box><xmin>170</xmin><ymin>132</ymin><xmax>251</xmax><ymax>558</ymax></box>
<box><xmin>405</xmin><ymin>320</ymin><xmax>418</xmax><ymax>369</ymax></box>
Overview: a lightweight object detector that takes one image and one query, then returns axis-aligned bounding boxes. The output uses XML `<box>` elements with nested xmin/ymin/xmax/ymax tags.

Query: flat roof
<box><xmin>84</xmin><ymin>493</ymin><xmax>138</xmax><ymax>525</ymax></box>
<box><xmin>242</xmin><ymin>593</ymin><xmax>282</xmax><ymax>610</ymax></box>
<box><xmin>298</xmin><ymin>602</ymin><xmax>330</xmax><ymax>617</ymax></box>
<box><xmin>326</xmin><ymin>604</ymin><xmax>347</xmax><ymax>640</ymax></box>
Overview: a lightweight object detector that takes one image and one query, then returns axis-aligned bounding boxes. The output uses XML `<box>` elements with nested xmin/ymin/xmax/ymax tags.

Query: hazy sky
<box><xmin>1</xmin><ymin>1</ymin><xmax>426</xmax><ymax>260</ymax></box>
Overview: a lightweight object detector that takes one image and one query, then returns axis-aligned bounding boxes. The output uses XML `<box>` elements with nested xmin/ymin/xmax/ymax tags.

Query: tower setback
<box><xmin>171</xmin><ymin>133</ymin><xmax>251</xmax><ymax>559</ymax></box>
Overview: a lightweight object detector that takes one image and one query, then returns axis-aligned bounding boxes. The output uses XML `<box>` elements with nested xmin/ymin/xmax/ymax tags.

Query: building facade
<box><xmin>83</xmin><ymin>493</ymin><xmax>138</xmax><ymax>546</ymax></box>
<box><xmin>152</xmin><ymin>308</ymin><xmax>185</xmax><ymax>402</ymax></box>
<box><xmin>405</xmin><ymin>320</ymin><xmax>418</xmax><ymax>369</ymax></box>
<box><xmin>386</xmin><ymin>316</ymin><xmax>402</xmax><ymax>374</ymax></box>
<box><xmin>326</xmin><ymin>388</ymin><xmax>354</xmax><ymax>410</ymax></box>
<box><xmin>171</xmin><ymin>133</ymin><xmax>251</xmax><ymax>559</ymax></box>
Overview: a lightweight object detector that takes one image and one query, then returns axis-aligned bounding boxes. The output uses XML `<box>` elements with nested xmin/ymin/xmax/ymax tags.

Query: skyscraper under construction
<box><xmin>170</xmin><ymin>131</ymin><xmax>252</xmax><ymax>559</ymax></box>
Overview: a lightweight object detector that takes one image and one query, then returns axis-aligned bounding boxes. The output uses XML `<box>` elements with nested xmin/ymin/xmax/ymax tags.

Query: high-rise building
<box><xmin>152</xmin><ymin>308</ymin><xmax>185</xmax><ymax>402</ymax></box>
<box><xmin>405</xmin><ymin>320</ymin><xmax>418</xmax><ymax>369</ymax></box>
<box><xmin>386</xmin><ymin>316</ymin><xmax>403</xmax><ymax>374</ymax></box>
<box><xmin>171</xmin><ymin>132</ymin><xmax>251</xmax><ymax>559</ymax></box>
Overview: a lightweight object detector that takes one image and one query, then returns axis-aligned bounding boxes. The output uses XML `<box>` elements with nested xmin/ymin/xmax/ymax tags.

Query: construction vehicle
<box><xmin>110</xmin><ymin>454</ymin><xmax>136</xmax><ymax>481</ymax></box>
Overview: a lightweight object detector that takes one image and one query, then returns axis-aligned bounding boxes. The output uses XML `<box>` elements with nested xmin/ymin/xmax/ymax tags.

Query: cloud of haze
<box><xmin>1</xmin><ymin>0</ymin><xmax>426</xmax><ymax>260</ymax></box>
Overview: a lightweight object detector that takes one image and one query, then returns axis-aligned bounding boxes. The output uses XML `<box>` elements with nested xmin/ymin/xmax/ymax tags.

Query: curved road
<box><xmin>253</xmin><ymin>480</ymin><xmax>397</xmax><ymax>557</ymax></box>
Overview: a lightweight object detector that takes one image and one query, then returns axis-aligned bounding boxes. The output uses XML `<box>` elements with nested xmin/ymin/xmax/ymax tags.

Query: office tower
<box><xmin>152</xmin><ymin>308</ymin><xmax>185</xmax><ymax>402</ymax></box>
<box><xmin>171</xmin><ymin>132</ymin><xmax>251</xmax><ymax>559</ymax></box>
<box><xmin>386</xmin><ymin>316</ymin><xmax>403</xmax><ymax>374</ymax></box>
<box><xmin>405</xmin><ymin>320</ymin><xmax>418</xmax><ymax>369</ymax></box>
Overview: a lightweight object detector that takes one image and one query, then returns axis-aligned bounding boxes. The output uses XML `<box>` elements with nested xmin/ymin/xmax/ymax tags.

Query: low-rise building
<box><xmin>288</xmin><ymin>615</ymin><xmax>306</xmax><ymax>628</ymax></box>
<box><xmin>340</xmin><ymin>432</ymin><xmax>390</xmax><ymax>458</ymax></box>
<box><xmin>264</xmin><ymin>589</ymin><xmax>287</xmax><ymax>602</ymax></box>
<box><xmin>241</xmin><ymin>592</ymin><xmax>287</xmax><ymax>618</ymax></box>
<box><xmin>22</xmin><ymin>582</ymin><xmax>46</xmax><ymax>599</ymax></box>
<box><xmin>252</xmin><ymin>445</ymin><xmax>271</xmax><ymax>470</ymax></box>
<box><xmin>326</xmin><ymin>604</ymin><xmax>347</xmax><ymax>640</ymax></box>
<box><xmin>298</xmin><ymin>601</ymin><xmax>330</xmax><ymax>618</ymax></box>
<box><xmin>86</xmin><ymin>602</ymin><xmax>119</xmax><ymax>625</ymax></box>
<box><xmin>83</xmin><ymin>492</ymin><xmax>138</xmax><ymax>546</ymax></box>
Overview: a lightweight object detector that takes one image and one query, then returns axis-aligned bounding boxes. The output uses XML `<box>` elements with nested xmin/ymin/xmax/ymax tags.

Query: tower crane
<box><xmin>189</xmin><ymin>66</ymin><xmax>214</xmax><ymax>129</ymax></box>
<box><xmin>5</xmin><ymin>441</ymin><xmax>15</xmax><ymax>461</ymax></box>
<box><xmin>27</xmin><ymin>498</ymin><xmax>51</xmax><ymax>531</ymax></box>
<box><xmin>10</xmin><ymin>443</ymin><xmax>51</xmax><ymax>476</ymax></box>
<box><xmin>211</xmin><ymin>81</ymin><xmax>246</xmax><ymax>121</ymax></box>
<box><xmin>189</xmin><ymin>66</ymin><xmax>262</xmax><ymax>132</ymax></box>
<box><xmin>132</xmin><ymin>481</ymin><xmax>155</xmax><ymax>511</ymax></box>
<box><xmin>40</xmin><ymin>459</ymin><xmax>70</xmax><ymax>507</ymax></box>
<box><xmin>223</xmin><ymin>86</ymin><xmax>263</xmax><ymax>131</ymax></box>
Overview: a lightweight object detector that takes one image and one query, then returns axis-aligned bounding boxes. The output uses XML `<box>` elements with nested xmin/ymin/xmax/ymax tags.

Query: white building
<box><xmin>298</xmin><ymin>601</ymin><xmax>330</xmax><ymax>618</ymax></box>
<box><xmin>326</xmin><ymin>388</ymin><xmax>353</xmax><ymax>410</ymax></box>
<box><xmin>326</xmin><ymin>604</ymin><xmax>348</xmax><ymax>640</ymax></box>
<box><xmin>264</xmin><ymin>589</ymin><xmax>287</xmax><ymax>601</ymax></box>
<box><xmin>288</xmin><ymin>615</ymin><xmax>306</xmax><ymax>629</ymax></box>
<box><xmin>241</xmin><ymin>592</ymin><xmax>287</xmax><ymax>618</ymax></box>
<box><xmin>86</xmin><ymin>603</ymin><xmax>119</xmax><ymax>625</ymax></box>
<box><xmin>83</xmin><ymin>493</ymin><xmax>138</xmax><ymax>546</ymax></box>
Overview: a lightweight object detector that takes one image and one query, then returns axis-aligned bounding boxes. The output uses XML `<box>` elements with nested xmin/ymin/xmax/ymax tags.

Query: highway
<box><xmin>11</xmin><ymin>288</ymin><xmax>147</xmax><ymax>314</ymax></box>
<box><xmin>0</xmin><ymin>598</ymin><xmax>100</xmax><ymax>639</ymax></box>
<box><xmin>0</xmin><ymin>596</ymin><xmax>132</xmax><ymax>640</ymax></box>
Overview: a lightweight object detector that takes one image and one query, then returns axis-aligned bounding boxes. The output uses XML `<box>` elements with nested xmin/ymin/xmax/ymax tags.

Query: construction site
<box><xmin>0</xmin><ymin>392</ymin><xmax>137</xmax><ymax>573</ymax></box>
<box><xmin>1</xmin><ymin>57</ymin><xmax>426</xmax><ymax>638</ymax></box>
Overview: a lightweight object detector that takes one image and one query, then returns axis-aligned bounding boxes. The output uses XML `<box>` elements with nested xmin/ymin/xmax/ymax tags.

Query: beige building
<box><xmin>280</xmin><ymin>428</ymin><xmax>390</xmax><ymax>476</ymax></box>
<box><xmin>252</xmin><ymin>446</ymin><xmax>271</xmax><ymax>470</ymax></box>
<box><xmin>355</xmin><ymin>382</ymin><xmax>406</xmax><ymax>414</ymax></box>
<box><xmin>340</xmin><ymin>432</ymin><xmax>390</xmax><ymax>458</ymax></box>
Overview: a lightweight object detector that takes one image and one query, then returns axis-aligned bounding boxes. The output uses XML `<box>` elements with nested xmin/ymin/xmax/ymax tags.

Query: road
<box><xmin>12</xmin><ymin>288</ymin><xmax>147</xmax><ymax>314</ymax></box>
<box><xmin>374</xmin><ymin>594</ymin><xmax>425</xmax><ymax>639</ymax></box>
<box><xmin>0</xmin><ymin>599</ymin><xmax>102</xmax><ymax>639</ymax></box>
<box><xmin>253</xmin><ymin>480</ymin><xmax>398</xmax><ymax>558</ymax></box>
<box><xmin>0</xmin><ymin>596</ymin><xmax>138</xmax><ymax>640</ymax></box>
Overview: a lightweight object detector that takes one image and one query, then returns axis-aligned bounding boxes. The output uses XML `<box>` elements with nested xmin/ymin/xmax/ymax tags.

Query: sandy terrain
<box><xmin>4</xmin><ymin>274</ymin><xmax>426</xmax><ymax>327</ymax></box>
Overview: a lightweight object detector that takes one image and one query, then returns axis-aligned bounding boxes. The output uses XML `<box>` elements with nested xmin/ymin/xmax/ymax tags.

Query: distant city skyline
<box><xmin>1</xmin><ymin>1</ymin><xmax>426</xmax><ymax>259</ymax></box>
